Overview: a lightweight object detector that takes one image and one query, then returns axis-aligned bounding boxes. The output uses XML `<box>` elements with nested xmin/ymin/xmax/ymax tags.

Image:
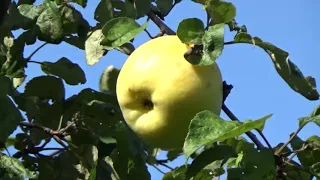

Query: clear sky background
<box><xmin>8</xmin><ymin>0</ymin><xmax>320</xmax><ymax>179</ymax></box>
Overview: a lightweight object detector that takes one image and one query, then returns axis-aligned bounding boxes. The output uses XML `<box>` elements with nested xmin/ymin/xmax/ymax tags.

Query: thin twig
<box><xmin>257</xmin><ymin>130</ymin><xmax>273</xmax><ymax>150</ymax></box>
<box><xmin>275</xmin><ymin>127</ymin><xmax>304</xmax><ymax>156</ymax></box>
<box><xmin>158</xmin><ymin>162</ymin><xmax>174</xmax><ymax>170</ymax></box>
<box><xmin>152</xmin><ymin>165</ymin><xmax>166</xmax><ymax>174</ymax></box>
<box><xmin>26</xmin><ymin>42</ymin><xmax>48</xmax><ymax>61</ymax></box>
<box><xmin>28</xmin><ymin>60</ymin><xmax>42</xmax><ymax>65</ymax></box>
<box><xmin>147</xmin><ymin>10</ymin><xmax>176</xmax><ymax>35</ymax></box>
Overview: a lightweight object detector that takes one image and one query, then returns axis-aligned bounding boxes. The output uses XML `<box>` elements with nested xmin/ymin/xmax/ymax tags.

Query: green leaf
<box><xmin>109</xmin><ymin>123</ymin><xmax>149</xmax><ymax>180</ymax></box>
<box><xmin>94</xmin><ymin>0</ymin><xmax>114</xmax><ymax>25</ymax></box>
<box><xmin>101</xmin><ymin>17</ymin><xmax>148</xmax><ymax>48</ymax></box>
<box><xmin>166</xmin><ymin>149</ymin><xmax>183</xmax><ymax>161</ymax></box>
<box><xmin>37</xmin><ymin>151</ymin><xmax>89</xmax><ymax>179</ymax></box>
<box><xmin>234</xmin><ymin>32</ymin><xmax>319</xmax><ymax>101</ymax></box>
<box><xmin>13</xmin><ymin>76</ymin><xmax>26</xmax><ymax>89</ymax></box>
<box><xmin>81</xmin><ymin>100</ymin><xmax>122</xmax><ymax>138</ymax></box>
<box><xmin>299</xmin><ymin>105</ymin><xmax>320</xmax><ymax>128</ymax></box>
<box><xmin>35</xmin><ymin>1</ymin><xmax>63</xmax><ymax>44</ymax></box>
<box><xmin>59</xmin><ymin>4</ymin><xmax>90</xmax><ymax>36</ymax></box>
<box><xmin>0</xmin><ymin>137</ymin><xmax>16</xmax><ymax>151</ymax></box>
<box><xmin>186</xmin><ymin>145</ymin><xmax>236</xmax><ymax>179</ymax></box>
<box><xmin>205</xmin><ymin>0</ymin><xmax>236</xmax><ymax>24</ymax></box>
<box><xmin>112</xmin><ymin>0</ymin><xmax>137</xmax><ymax>19</ymax></box>
<box><xmin>183</xmin><ymin>110</ymin><xmax>272</xmax><ymax>161</ymax></box>
<box><xmin>220</xmin><ymin>137</ymin><xmax>255</xmax><ymax>154</ymax></box>
<box><xmin>157</xmin><ymin>0</ymin><xmax>173</xmax><ymax>16</ymax></box>
<box><xmin>132</xmin><ymin>0</ymin><xmax>151</xmax><ymax>19</ymax></box>
<box><xmin>3</xmin><ymin>3</ymin><xmax>45</xmax><ymax>30</ymax></box>
<box><xmin>0</xmin><ymin>96</ymin><xmax>23</xmax><ymax>144</ymax></box>
<box><xmin>1</xmin><ymin>34</ymin><xmax>26</xmax><ymax>78</ymax></box>
<box><xmin>310</xmin><ymin>162</ymin><xmax>320</xmax><ymax>178</ymax></box>
<box><xmin>93</xmin><ymin>157</ymin><xmax>120</xmax><ymax>180</ymax></box>
<box><xmin>0</xmin><ymin>75</ymin><xmax>13</xmax><ymax>96</ymax></box>
<box><xmin>99</xmin><ymin>65</ymin><xmax>120</xmax><ymax>94</ymax></box>
<box><xmin>227</xmin><ymin>148</ymin><xmax>276</xmax><ymax>180</ymax></box>
<box><xmin>55</xmin><ymin>0</ymin><xmax>87</xmax><ymax>8</ymax></box>
<box><xmin>163</xmin><ymin>166</ymin><xmax>187</xmax><ymax>180</ymax></box>
<box><xmin>0</xmin><ymin>154</ymin><xmax>37</xmax><ymax>180</ymax></box>
<box><xmin>41</xmin><ymin>57</ymin><xmax>86</xmax><ymax>85</ymax></box>
<box><xmin>64</xmin><ymin>36</ymin><xmax>85</xmax><ymax>50</ymax></box>
<box><xmin>282</xmin><ymin>163</ymin><xmax>312</xmax><ymax>180</ymax></box>
<box><xmin>24</xmin><ymin>75</ymin><xmax>65</xmax><ymax>102</ymax></box>
<box><xmin>74</xmin><ymin>88</ymin><xmax>119</xmax><ymax>108</ymax></box>
<box><xmin>290</xmin><ymin>135</ymin><xmax>320</xmax><ymax>169</ymax></box>
<box><xmin>199</xmin><ymin>23</ymin><xmax>225</xmax><ymax>65</ymax></box>
<box><xmin>177</xmin><ymin>18</ymin><xmax>205</xmax><ymax>45</ymax></box>
<box><xmin>85</xmin><ymin>29</ymin><xmax>107</xmax><ymax>66</ymax></box>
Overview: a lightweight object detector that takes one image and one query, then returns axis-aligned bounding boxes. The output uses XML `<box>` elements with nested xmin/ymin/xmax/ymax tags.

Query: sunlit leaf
<box><xmin>204</xmin><ymin>0</ymin><xmax>236</xmax><ymax>24</ymax></box>
<box><xmin>101</xmin><ymin>17</ymin><xmax>148</xmax><ymax>48</ymax></box>
<box><xmin>85</xmin><ymin>29</ymin><xmax>107</xmax><ymax>66</ymax></box>
<box><xmin>0</xmin><ymin>154</ymin><xmax>37</xmax><ymax>180</ymax></box>
<box><xmin>183</xmin><ymin>110</ymin><xmax>271</xmax><ymax>160</ymax></box>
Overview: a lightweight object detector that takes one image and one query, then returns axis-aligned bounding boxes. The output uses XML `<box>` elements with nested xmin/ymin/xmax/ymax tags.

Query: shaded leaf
<box><xmin>177</xmin><ymin>18</ymin><xmax>205</xmax><ymax>45</ymax></box>
<box><xmin>290</xmin><ymin>135</ymin><xmax>320</xmax><ymax>169</ymax></box>
<box><xmin>0</xmin><ymin>96</ymin><xmax>23</xmax><ymax>144</ymax></box>
<box><xmin>157</xmin><ymin>0</ymin><xmax>173</xmax><ymax>16</ymax></box>
<box><xmin>310</xmin><ymin>162</ymin><xmax>320</xmax><ymax>178</ymax></box>
<box><xmin>92</xmin><ymin>157</ymin><xmax>120</xmax><ymax>180</ymax></box>
<box><xmin>64</xmin><ymin>36</ymin><xmax>85</xmax><ymax>49</ymax></box>
<box><xmin>3</xmin><ymin>3</ymin><xmax>45</xmax><ymax>30</ymax></box>
<box><xmin>0</xmin><ymin>75</ymin><xmax>13</xmax><ymax>96</ymax></box>
<box><xmin>132</xmin><ymin>0</ymin><xmax>151</xmax><ymax>19</ymax></box>
<box><xmin>85</xmin><ymin>29</ymin><xmax>107</xmax><ymax>66</ymax></box>
<box><xmin>183</xmin><ymin>110</ymin><xmax>271</xmax><ymax>160</ymax></box>
<box><xmin>234</xmin><ymin>32</ymin><xmax>319</xmax><ymax>101</ymax></box>
<box><xmin>99</xmin><ymin>65</ymin><xmax>120</xmax><ymax>94</ymax></box>
<box><xmin>163</xmin><ymin>166</ymin><xmax>187</xmax><ymax>180</ymax></box>
<box><xmin>41</xmin><ymin>57</ymin><xmax>86</xmax><ymax>85</ymax></box>
<box><xmin>17</xmin><ymin>0</ymin><xmax>36</xmax><ymax>5</ymax></box>
<box><xmin>35</xmin><ymin>1</ymin><xmax>63</xmax><ymax>44</ymax></box>
<box><xmin>94</xmin><ymin>0</ymin><xmax>114</xmax><ymax>25</ymax></box>
<box><xmin>112</xmin><ymin>0</ymin><xmax>136</xmax><ymax>19</ymax></box>
<box><xmin>59</xmin><ymin>4</ymin><xmax>90</xmax><ymax>37</ymax></box>
<box><xmin>55</xmin><ymin>0</ymin><xmax>87</xmax><ymax>8</ymax></box>
<box><xmin>227</xmin><ymin>148</ymin><xmax>276</xmax><ymax>180</ymax></box>
<box><xmin>186</xmin><ymin>145</ymin><xmax>236</xmax><ymax>179</ymax></box>
<box><xmin>101</xmin><ymin>17</ymin><xmax>148</xmax><ymax>48</ymax></box>
<box><xmin>0</xmin><ymin>154</ymin><xmax>37</xmax><ymax>180</ymax></box>
<box><xmin>24</xmin><ymin>75</ymin><xmax>65</xmax><ymax>102</ymax></box>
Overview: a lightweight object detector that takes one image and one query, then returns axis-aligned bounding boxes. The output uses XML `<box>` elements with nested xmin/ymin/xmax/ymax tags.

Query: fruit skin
<box><xmin>116</xmin><ymin>35</ymin><xmax>223</xmax><ymax>150</ymax></box>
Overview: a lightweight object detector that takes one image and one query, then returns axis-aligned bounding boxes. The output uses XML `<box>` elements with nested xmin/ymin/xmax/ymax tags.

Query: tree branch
<box><xmin>147</xmin><ymin>10</ymin><xmax>176</xmax><ymax>35</ymax></box>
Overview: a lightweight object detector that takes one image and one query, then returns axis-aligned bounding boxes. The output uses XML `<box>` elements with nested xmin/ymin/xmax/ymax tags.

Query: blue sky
<box><xmin>8</xmin><ymin>0</ymin><xmax>320</xmax><ymax>179</ymax></box>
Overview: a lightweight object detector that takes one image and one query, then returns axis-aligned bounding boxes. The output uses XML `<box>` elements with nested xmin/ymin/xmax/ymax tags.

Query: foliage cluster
<box><xmin>0</xmin><ymin>0</ymin><xmax>319</xmax><ymax>180</ymax></box>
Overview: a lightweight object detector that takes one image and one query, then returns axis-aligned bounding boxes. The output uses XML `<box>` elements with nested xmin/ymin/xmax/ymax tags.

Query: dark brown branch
<box><xmin>222</xmin><ymin>104</ymin><xmax>265</xmax><ymax>150</ymax></box>
<box><xmin>147</xmin><ymin>11</ymin><xmax>176</xmax><ymax>35</ymax></box>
